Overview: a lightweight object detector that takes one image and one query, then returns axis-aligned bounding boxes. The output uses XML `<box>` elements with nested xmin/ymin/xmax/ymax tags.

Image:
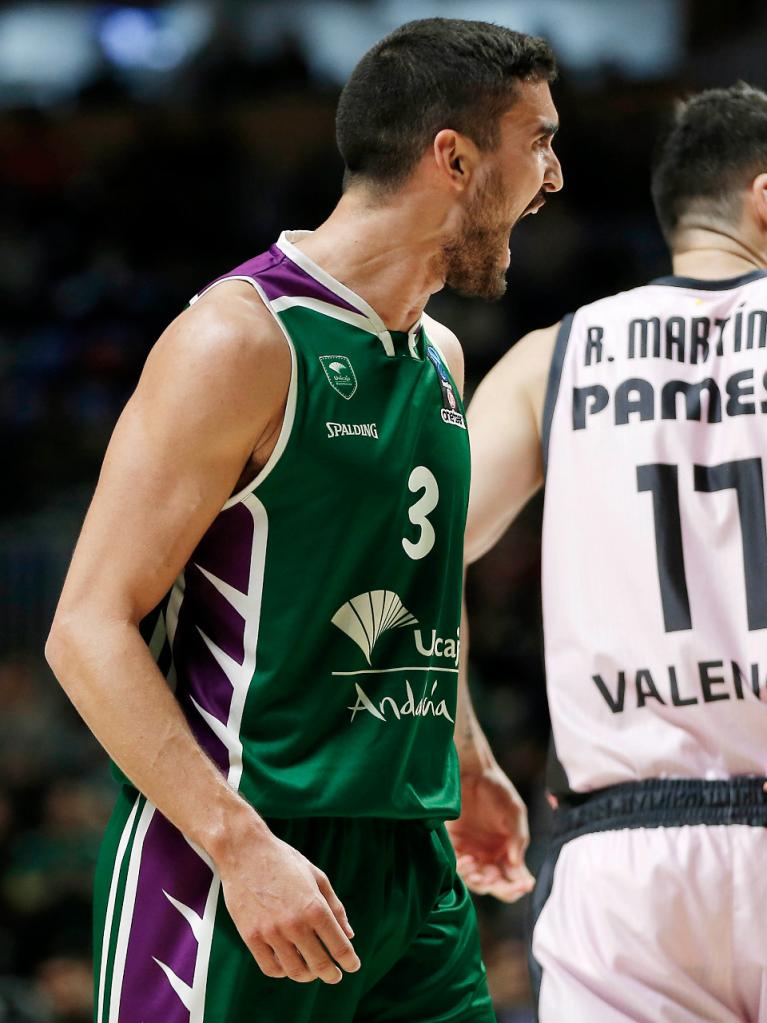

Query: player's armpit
<box><xmin>464</xmin><ymin>321</ymin><xmax>559</xmax><ymax>564</ymax></box>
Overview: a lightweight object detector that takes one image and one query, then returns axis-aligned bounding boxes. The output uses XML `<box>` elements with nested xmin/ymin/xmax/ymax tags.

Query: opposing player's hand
<box><xmin>216</xmin><ymin>821</ymin><xmax>360</xmax><ymax>984</ymax></box>
<box><xmin>446</xmin><ymin>764</ymin><xmax>535</xmax><ymax>903</ymax></box>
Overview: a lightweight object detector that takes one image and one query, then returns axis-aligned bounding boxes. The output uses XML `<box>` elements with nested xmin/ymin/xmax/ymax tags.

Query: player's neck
<box><xmin>670</xmin><ymin>225</ymin><xmax>767</xmax><ymax>280</ymax></box>
<box><xmin>293</xmin><ymin>190</ymin><xmax>455</xmax><ymax>332</ymax></box>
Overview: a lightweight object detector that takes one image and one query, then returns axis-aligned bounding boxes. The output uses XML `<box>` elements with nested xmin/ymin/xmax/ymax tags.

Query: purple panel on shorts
<box><xmin>202</xmin><ymin>243</ymin><xmax>360</xmax><ymax>314</ymax></box>
<box><xmin>119</xmin><ymin>811</ymin><xmax>214</xmax><ymax>1022</ymax></box>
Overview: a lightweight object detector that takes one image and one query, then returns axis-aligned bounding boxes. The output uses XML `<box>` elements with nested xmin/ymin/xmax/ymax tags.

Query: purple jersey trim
<box><xmin>201</xmin><ymin>243</ymin><xmax>360</xmax><ymax>314</ymax></box>
<box><xmin>118</xmin><ymin>501</ymin><xmax>260</xmax><ymax>1017</ymax></box>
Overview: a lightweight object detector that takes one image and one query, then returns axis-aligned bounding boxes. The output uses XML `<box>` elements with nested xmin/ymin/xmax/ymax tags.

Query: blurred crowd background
<box><xmin>1</xmin><ymin>0</ymin><xmax>765</xmax><ymax>1018</ymax></box>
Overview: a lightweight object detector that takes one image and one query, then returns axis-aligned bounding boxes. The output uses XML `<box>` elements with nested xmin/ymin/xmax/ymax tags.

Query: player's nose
<box><xmin>544</xmin><ymin>150</ymin><xmax>564</xmax><ymax>194</ymax></box>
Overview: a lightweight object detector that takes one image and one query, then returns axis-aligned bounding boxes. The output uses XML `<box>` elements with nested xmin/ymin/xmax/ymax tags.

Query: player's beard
<box><xmin>441</xmin><ymin>165</ymin><xmax>512</xmax><ymax>301</ymax></box>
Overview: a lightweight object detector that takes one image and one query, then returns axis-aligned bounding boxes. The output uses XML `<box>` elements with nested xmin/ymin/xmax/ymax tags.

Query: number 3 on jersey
<box><xmin>403</xmin><ymin>466</ymin><xmax>439</xmax><ymax>560</ymax></box>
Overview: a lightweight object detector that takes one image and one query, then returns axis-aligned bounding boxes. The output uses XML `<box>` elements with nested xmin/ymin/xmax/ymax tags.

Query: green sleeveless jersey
<box><xmin>139</xmin><ymin>231</ymin><xmax>470</xmax><ymax>820</ymax></box>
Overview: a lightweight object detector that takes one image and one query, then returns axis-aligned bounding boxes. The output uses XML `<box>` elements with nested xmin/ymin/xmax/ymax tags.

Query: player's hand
<box><xmin>216</xmin><ymin>821</ymin><xmax>360</xmax><ymax>984</ymax></box>
<box><xmin>446</xmin><ymin>763</ymin><xmax>535</xmax><ymax>903</ymax></box>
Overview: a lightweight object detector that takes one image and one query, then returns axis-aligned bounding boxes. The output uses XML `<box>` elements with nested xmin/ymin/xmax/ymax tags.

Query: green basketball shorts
<box><xmin>93</xmin><ymin>786</ymin><xmax>495</xmax><ymax>1021</ymax></box>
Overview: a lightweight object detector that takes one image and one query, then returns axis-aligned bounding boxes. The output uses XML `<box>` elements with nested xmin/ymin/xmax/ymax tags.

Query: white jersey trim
<box><xmin>277</xmin><ymin>229</ymin><xmax>412</xmax><ymax>359</ymax></box>
<box><xmin>270</xmin><ymin>294</ymin><xmax>388</xmax><ymax>339</ymax></box>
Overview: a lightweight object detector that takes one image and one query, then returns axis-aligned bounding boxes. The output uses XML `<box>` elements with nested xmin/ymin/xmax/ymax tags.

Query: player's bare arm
<box><xmin>45</xmin><ymin>282</ymin><xmax>360</xmax><ymax>986</ymax></box>
<box><xmin>447</xmin><ymin>322</ymin><xmax>559</xmax><ymax>902</ymax></box>
<box><xmin>422</xmin><ymin>314</ymin><xmax>537</xmax><ymax>902</ymax></box>
<box><xmin>465</xmin><ymin>321</ymin><xmax>559</xmax><ymax>564</ymax></box>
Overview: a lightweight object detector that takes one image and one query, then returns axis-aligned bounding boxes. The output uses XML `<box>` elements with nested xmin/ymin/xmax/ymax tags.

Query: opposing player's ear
<box><xmin>432</xmin><ymin>130</ymin><xmax>478</xmax><ymax>193</ymax></box>
<box><xmin>749</xmin><ymin>172</ymin><xmax>767</xmax><ymax>231</ymax></box>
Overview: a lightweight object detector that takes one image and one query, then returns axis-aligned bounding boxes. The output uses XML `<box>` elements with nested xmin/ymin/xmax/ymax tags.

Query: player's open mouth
<box><xmin>523</xmin><ymin>197</ymin><xmax>546</xmax><ymax>217</ymax></box>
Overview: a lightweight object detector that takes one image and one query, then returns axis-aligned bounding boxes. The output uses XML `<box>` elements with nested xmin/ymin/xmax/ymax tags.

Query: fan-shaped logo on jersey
<box><xmin>320</xmin><ymin>355</ymin><xmax>357</xmax><ymax>399</ymax></box>
<box><xmin>331</xmin><ymin>590</ymin><xmax>418</xmax><ymax>664</ymax></box>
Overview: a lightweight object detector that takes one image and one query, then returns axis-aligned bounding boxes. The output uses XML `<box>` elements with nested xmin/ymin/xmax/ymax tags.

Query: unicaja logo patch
<box><xmin>332</xmin><ymin>590</ymin><xmax>417</xmax><ymax>664</ymax></box>
<box><xmin>320</xmin><ymin>355</ymin><xmax>357</xmax><ymax>399</ymax></box>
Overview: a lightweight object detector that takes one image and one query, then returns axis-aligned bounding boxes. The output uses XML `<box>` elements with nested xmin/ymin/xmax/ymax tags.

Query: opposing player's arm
<box><xmin>446</xmin><ymin>323</ymin><xmax>559</xmax><ymax>902</ymax></box>
<box><xmin>46</xmin><ymin>282</ymin><xmax>359</xmax><ymax>984</ymax></box>
<box><xmin>465</xmin><ymin>322</ymin><xmax>559</xmax><ymax>563</ymax></box>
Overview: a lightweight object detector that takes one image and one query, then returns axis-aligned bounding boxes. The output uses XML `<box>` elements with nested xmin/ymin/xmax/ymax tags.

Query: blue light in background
<box><xmin>0</xmin><ymin>0</ymin><xmax>684</xmax><ymax>107</ymax></box>
<box><xmin>96</xmin><ymin>4</ymin><xmax>207</xmax><ymax>72</ymax></box>
<box><xmin>0</xmin><ymin>4</ymin><xmax>97</xmax><ymax>103</ymax></box>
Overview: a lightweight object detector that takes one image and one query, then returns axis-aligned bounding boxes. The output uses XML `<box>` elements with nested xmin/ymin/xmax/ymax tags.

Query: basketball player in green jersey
<box><xmin>46</xmin><ymin>19</ymin><xmax>561</xmax><ymax>1022</ymax></box>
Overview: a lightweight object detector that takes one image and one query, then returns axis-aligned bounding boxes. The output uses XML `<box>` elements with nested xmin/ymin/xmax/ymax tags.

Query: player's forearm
<box><xmin>45</xmin><ymin>614</ymin><xmax>267</xmax><ymax>866</ymax></box>
<box><xmin>454</xmin><ymin>600</ymin><xmax>496</xmax><ymax>773</ymax></box>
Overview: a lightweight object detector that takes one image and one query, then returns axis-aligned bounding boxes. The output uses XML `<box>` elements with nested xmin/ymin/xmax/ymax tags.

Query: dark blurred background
<box><xmin>0</xmin><ymin>0</ymin><xmax>765</xmax><ymax>1018</ymax></box>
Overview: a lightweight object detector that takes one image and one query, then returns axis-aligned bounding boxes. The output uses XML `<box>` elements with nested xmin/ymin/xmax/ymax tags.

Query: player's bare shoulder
<box><xmin>422</xmin><ymin>312</ymin><xmax>465</xmax><ymax>395</ymax></box>
<box><xmin>137</xmin><ymin>279</ymin><xmax>292</xmax><ymax>470</ymax></box>
<box><xmin>169</xmin><ymin>280</ymin><xmax>290</xmax><ymax>404</ymax></box>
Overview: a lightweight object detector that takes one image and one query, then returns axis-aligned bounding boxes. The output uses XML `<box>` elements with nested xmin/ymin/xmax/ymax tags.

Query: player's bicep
<box><xmin>56</xmin><ymin>301</ymin><xmax>288</xmax><ymax>625</ymax></box>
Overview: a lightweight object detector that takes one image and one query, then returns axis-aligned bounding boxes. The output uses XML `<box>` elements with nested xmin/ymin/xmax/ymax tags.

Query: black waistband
<box><xmin>554</xmin><ymin>777</ymin><xmax>767</xmax><ymax>841</ymax></box>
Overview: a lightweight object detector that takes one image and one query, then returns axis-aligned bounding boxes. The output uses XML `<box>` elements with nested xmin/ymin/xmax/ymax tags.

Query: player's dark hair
<box><xmin>651</xmin><ymin>83</ymin><xmax>767</xmax><ymax>244</ymax></box>
<box><xmin>336</xmin><ymin>18</ymin><xmax>556</xmax><ymax>192</ymax></box>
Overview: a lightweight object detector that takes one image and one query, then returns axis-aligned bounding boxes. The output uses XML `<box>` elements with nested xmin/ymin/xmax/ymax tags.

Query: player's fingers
<box><xmin>248</xmin><ymin>937</ymin><xmax>287</xmax><ymax>979</ymax></box>
<box><xmin>505</xmin><ymin>839</ymin><xmax>526</xmax><ymax>867</ymax></box>
<box><xmin>467</xmin><ymin>863</ymin><xmax>503</xmax><ymax>888</ymax></box>
<box><xmin>294</xmin><ymin>929</ymin><xmax>344</xmax><ymax>985</ymax></box>
<box><xmin>464</xmin><ymin>872</ymin><xmax>502</xmax><ymax>896</ymax></box>
<box><xmin>482</xmin><ymin>863</ymin><xmax>536</xmax><ymax>901</ymax></box>
<box><xmin>315</xmin><ymin>910</ymin><xmax>361</xmax><ymax>974</ymax></box>
<box><xmin>456</xmin><ymin>854</ymin><xmax>477</xmax><ymax>874</ymax></box>
<box><xmin>269</xmin><ymin>936</ymin><xmax>315</xmax><ymax>983</ymax></box>
<box><xmin>483</xmin><ymin>876</ymin><xmax>535</xmax><ymax>903</ymax></box>
<box><xmin>315</xmin><ymin>870</ymin><xmax>355</xmax><ymax>938</ymax></box>
<box><xmin>500</xmin><ymin>860</ymin><xmax>535</xmax><ymax>886</ymax></box>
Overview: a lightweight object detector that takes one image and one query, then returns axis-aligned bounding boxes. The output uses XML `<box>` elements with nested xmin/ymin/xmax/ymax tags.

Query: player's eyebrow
<box><xmin>535</xmin><ymin>120</ymin><xmax>559</xmax><ymax>138</ymax></box>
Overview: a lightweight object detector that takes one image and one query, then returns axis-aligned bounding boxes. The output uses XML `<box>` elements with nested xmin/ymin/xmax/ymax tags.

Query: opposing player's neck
<box><xmin>670</xmin><ymin>224</ymin><xmax>767</xmax><ymax>281</ymax></box>
<box><xmin>292</xmin><ymin>187</ymin><xmax>458</xmax><ymax>332</ymax></box>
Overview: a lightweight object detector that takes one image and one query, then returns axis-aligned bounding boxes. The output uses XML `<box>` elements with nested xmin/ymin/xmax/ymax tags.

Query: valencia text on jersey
<box><xmin>593</xmin><ymin>660</ymin><xmax>766</xmax><ymax>714</ymax></box>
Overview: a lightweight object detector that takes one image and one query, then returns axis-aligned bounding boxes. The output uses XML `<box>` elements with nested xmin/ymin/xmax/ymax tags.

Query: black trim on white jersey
<box><xmin>650</xmin><ymin>269</ymin><xmax>767</xmax><ymax>291</ymax></box>
<box><xmin>541</xmin><ymin>313</ymin><xmax>574</xmax><ymax>477</ymax></box>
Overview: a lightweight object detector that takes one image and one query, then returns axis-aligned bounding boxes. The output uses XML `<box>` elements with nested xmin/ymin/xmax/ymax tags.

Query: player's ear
<box><xmin>749</xmin><ymin>171</ymin><xmax>767</xmax><ymax>232</ymax></box>
<box><xmin>432</xmin><ymin>130</ymin><xmax>479</xmax><ymax>194</ymax></box>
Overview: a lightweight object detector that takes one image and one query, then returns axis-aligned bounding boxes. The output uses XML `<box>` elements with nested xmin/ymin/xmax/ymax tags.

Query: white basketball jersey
<box><xmin>542</xmin><ymin>269</ymin><xmax>767</xmax><ymax>793</ymax></box>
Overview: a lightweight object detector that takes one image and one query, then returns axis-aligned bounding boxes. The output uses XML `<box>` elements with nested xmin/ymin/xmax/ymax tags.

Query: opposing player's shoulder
<box><xmin>422</xmin><ymin>312</ymin><xmax>464</xmax><ymax>395</ymax></box>
<box><xmin>476</xmin><ymin>321</ymin><xmax>558</xmax><ymax>407</ymax></box>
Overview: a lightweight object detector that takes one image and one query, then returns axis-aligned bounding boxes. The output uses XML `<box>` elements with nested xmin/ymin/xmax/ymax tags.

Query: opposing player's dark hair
<box><xmin>651</xmin><ymin>82</ymin><xmax>767</xmax><ymax>243</ymax></box>
<box><xmin>336</xmin><ymin>18</ymin><xmax>556</xmax><ymax>192</ymax></box>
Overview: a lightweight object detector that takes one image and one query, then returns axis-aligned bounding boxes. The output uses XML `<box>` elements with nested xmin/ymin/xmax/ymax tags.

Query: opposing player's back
<box><xmin>543</xmin><ymin>269</ymin><xmax>767</xmax><ymax>792</ymax></box>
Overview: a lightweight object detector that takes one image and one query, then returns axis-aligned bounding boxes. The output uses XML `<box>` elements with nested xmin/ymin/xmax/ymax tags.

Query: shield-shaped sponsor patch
<box><xmin>320</xmin><ymin>355</ymin><xmax>357</xmax><ymax>399</ymax></box>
